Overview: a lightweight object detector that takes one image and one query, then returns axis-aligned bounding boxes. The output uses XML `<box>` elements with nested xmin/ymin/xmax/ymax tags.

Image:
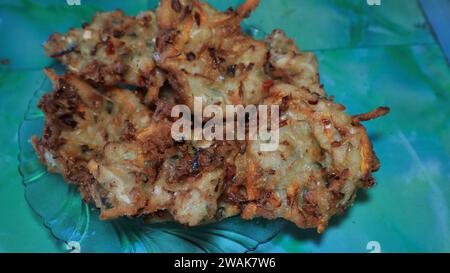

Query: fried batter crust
<box><xmin>266</xmin><ymin>30</ymin><xmax>326</xmax><ymax>97</ymax></box>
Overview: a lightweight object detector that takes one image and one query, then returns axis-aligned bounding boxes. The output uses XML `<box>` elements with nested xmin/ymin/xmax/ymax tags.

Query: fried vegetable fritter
<box><xmin>229</xmin><ymin>83</ymin><xmax>385</xmax><ymax>232</ymax></box>
<box><xmin>45</xmin><ymin>10</ymin><xmax>160</xmax><ymax>89</ymax></box>
<box><xmin>155</xmin><ymin>0</ymin><xmax>268</xmax><ymax>109</ymax></box>
<box><xmin>34</xmin><ymin>71</ymin><xmax>242</xmax><ymax>224</ymax></box>
<box><xmin>33</xmin><ymin>70</ymin><xmax>162</xmax><ymax>211</ymax></box>
<box><xmin>34</xmin><ymin>0</ymin><xmax>389</xmax><ymax>232</ymax></box>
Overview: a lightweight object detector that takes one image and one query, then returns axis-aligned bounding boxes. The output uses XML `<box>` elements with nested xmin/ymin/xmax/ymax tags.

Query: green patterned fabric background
<box><xmin>0</xmin><ymin>0</ymin><xmax>449</xmax><ymax>252</ymax></box>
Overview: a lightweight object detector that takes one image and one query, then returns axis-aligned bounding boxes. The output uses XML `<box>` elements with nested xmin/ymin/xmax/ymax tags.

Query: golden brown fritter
<box><xmin>33</xmin><ymin>71</ymin><xmax>242</xmax><ymax>224</ymax></box>
<box><xmin>229</xmin><ymin>83</ymin><xmax>385</xmax><ymax>232</ymax></box>
<box><xmin>45</xmin><ymin>10</ymin><xmax>160</xmax><ymax>89</ymax></box>
<box><xmin>35</xmin><ymin>0</ymin><xmax>389</xmax><ymax>232</ymax></box>
<box><xmin>33</xmin><ymin>70</ymin><xmax>161</xmax><ymax>210</ymax></box>
<box><xmin>155</xmin><ymin>0</ymin><xmax>268</xmax><ymax>109</ymax></box>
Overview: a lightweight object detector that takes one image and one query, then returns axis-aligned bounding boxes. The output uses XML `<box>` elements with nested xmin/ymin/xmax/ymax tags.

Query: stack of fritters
<box><xmin>34</xmin><ymin>0</ymin><xmax>388</xmax><ymax>232</ymax></box>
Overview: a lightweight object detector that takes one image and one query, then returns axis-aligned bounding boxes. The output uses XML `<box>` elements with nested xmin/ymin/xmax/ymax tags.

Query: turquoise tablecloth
<box><xmin>0</xmin><ymin>0</ymin><xmax>449</xmax><ymax>252</ymax></box>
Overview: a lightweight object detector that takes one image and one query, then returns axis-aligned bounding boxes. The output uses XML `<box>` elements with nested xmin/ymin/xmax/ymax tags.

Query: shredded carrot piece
<box><xmin>353</xmin><ymin>106</ymin><xmax>390</xmax><ymax>123</ymax></box>
<box><xmin>236</xmin><ymin>0</ymin><xmax>260</xmax><ymax>18</ymax></box>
